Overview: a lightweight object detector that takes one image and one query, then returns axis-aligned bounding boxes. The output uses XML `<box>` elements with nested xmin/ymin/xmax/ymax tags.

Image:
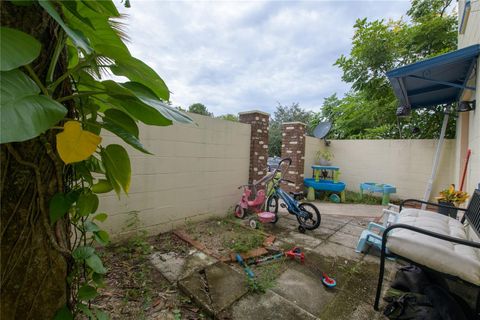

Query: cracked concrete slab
<box><xmin>271</xmin><ymin>267</ymin><xmax>336</xmax><ymax>316</ymax></box>
<box><xmin>178</xmin><ymin>262</ymin><xmax>248</xmax><ymax>316</ymax></box>
<box><xmin>231</xmin><ymin>290</ymin><xmax>317</xmax><ymax>320</ymax></box>
<box><xmin>150</xmin><ymin>249</ymin><xmax>217</xmax><ymax>283</ymax></box>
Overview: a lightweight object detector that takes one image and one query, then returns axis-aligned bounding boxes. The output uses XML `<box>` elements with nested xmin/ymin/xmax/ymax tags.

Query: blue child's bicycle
<box><xmin>251</xmin><ymin>158</ymin><xmax>321</xmax><ymax>233</ymax></box>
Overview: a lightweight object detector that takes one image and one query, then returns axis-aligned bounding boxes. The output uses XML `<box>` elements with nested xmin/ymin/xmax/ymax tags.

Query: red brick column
<box><xmin>281</xmin><ymin>122</ymin><xmax>306</xmax><ymax>193</ymax></box>
<box><xmin>239</xmin><ymin>111</ymin><xmax>270</xmax><ymax>185</ymax></box>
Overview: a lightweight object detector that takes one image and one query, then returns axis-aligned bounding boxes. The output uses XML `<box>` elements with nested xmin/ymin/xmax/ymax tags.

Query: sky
<box><xmin>117</xmin><ymin>0</ymin><xmax>411</xmax><ymax>116</ymax></box>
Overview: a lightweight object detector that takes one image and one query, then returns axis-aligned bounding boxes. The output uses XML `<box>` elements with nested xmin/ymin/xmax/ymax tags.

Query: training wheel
<box><xmin>298</xmin><ymin>225</ymin><xmax>306</xmax><ymax>233</ymax></box>
<box><xmin>249</xmin><ymin>219</ymin><xmax>258</xmax><ymax>229</ymax></box>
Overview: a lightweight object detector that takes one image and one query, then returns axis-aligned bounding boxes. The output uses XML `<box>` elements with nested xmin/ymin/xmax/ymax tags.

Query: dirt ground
<box><xmin>92</xmin><ymin>232</ymin><xmax>211</xmax><ymax>320</ymax></box>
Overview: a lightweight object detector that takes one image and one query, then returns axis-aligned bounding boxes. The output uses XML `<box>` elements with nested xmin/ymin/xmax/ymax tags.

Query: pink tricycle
<box><xmin>234</xmin><ymin>171</ymin><xmax>278</xmax><ymax>224</ymax></box>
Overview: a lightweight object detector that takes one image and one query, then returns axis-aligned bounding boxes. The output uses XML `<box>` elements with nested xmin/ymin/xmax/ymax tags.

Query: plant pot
<box><xmin>318</xmin><ymin>158</ymin><xmax>331</xmax><ymax>166</ymax></box>
<box><xmin>437</xmin><ymin>201</ymin><xmax>458</xmax><ymax>219</ymax></box>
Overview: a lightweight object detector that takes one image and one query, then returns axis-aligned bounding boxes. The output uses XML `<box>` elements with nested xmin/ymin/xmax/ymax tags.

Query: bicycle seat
<box><xmin>289</xmin><ymin>192</ymin><xmax>304</xmax><ymax>200</ymax></box>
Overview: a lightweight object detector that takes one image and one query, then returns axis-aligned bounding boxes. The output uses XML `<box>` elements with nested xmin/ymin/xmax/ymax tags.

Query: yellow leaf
<box><xmin>57</xmin><ymin>121</ymin><xmax>102</xmax><ymax>164</ymax></box>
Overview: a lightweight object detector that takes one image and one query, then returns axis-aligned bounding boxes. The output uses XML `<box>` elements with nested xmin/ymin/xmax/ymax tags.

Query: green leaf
<box><xmin>101</xmin><ymin>121</ymin><xmax>152</xmax><ymax>154</ymax></box>
<box><xmin>39</xmin><ymin>0</ymin><xmax>92</xmax><ymax>53</ymax></box>
<box><xmin>84</xmin><ymin>221</ymin><xmax>100</xmax><ymax>232</ymax></box>
<box><xmin>77</xmin><ymin>303</ymin><xmax>94</xmax><ymax>318</ymax></box>
<box><xmin>63</xmin><ymin>2</ymin><xmax>128</xmax><ymax>61</ymax></box>
<box><xmin>123</xmin><ymin>82</ymin><xmax>193</xmax><ymax>124</ymax></box>
<box><xmin>104</xmin><ymin>109</ymin><xmax>138</xmax><ymax>137</ymax></box>
<box><xmin>94</xmin><ymin>230</ymin><xmax>110</xmax><ymax>246</ymax></box>
<box><xmin>77</xmin><ymin>192</ymin><xmax>99</xmax><ymax>216</ymax></box>
<box><xmin>86</xmin><ymin>253</ymin><xmax>107</xmax><ymax>274</ymax></box>
<box><xmin>92</xmin><ymin>179</ymin><xmax>113</xmax><ymax>194</ymax></box>
<box><xmin>78</xmin><ymin>285</ymin><xmax>98</xmax><ymax>301</ymax></box>
<box><xmin>95</xmin><ymin>309</ymin><xmax>109</xmax><ymax>320</ymax></box>
<box><xmin>61</xmin><ymin>1</ymin><xmax>95</xmax><ymax>29</ymax></box>
<box><xmin>53</xmin><ymin>305</ymin><xmax>73</xmax><ymax>320</ymax></box>
<box><xmin>0</xmin><ymin>27</ymin><xmax>41</xmax><ymax>71</ymax></box>
<box><xmin>101</xmin><ymin>144</ymin><xmax>131</xmax><ymax>194</ymax></box>
<box><xmin>0</xmin><ymin>70</ymin><xmax>67</xmax><ymax>143</ymax></box>
<box><xmin>92</xmin><ymin>273</ymin><xmax>105</xmax><ymax>288</ymax></box>
<box><xmin>81</xmin><ymin>0</ymin><xmax>120</xmax><ymax>17</ymax></box>
<box><xmin>72</xmin><ymin>246</ymin><xmax>95</xmax><ymax>260</ymax></box>
<box><xmin>93</xmin><ymin>213</ymin><xmax>108</xmax><ymax>222</ymax></box>
<box><xmin>111</xmin><ymin>57</ymin><xmax>170</xmax><ymax>101</ymax></box>
<box><xmin>49</xmin><ymin>193</ymin><xmax>71</xmax><ymax>224</ymax></box>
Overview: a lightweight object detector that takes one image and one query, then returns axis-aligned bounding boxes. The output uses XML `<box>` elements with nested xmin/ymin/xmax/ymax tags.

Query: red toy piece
<box><xmin>285</xmin><ymin>247</ymin><xmax>305</xmax><ymax>263</ymax></box>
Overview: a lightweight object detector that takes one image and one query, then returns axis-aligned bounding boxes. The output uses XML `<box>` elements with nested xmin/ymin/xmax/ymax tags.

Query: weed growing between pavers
<box><xmin>182</xmin><ymin>216</ymin><xmax>267</xmax><ymax>255</ymax></box>
<box><xmin>93</xmin><ymin>231</ymin><xmax>211</xmax><ymax>319</ymax></box>
<box><xmin>247</xmin><ymin>259</ymin><xmax>289</xmax><ymax>293</ymax></box>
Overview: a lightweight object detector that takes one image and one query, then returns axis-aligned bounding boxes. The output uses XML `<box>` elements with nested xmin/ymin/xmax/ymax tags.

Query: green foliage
<box><xmin>268</xmin><ymin>102</ymin><xmax>314</xmax><ymax>156</ymax></box>
<box><xmin>188</xmin><ymin>103</ymin><xmax>213</xmax><ymax>116</ymax></box>
<box><xmin>327</xmin><ymin>0</ymin><xmax>457</xmax><ymax>139</ymax></box>
<box><xmin>0</xmin><ymin>27</ymin><xmax>41</xmax><ymax>71</ymax></box>
<box><xmin>226</xmin><ymin>231</ymin><xmax>264</xmax><ymax>253</ymax></box>
<box><xmin>217</xmin><ymin>113</ymin><xmax>239</xmax><ymax>122</ymax></box>
<box><xmin>2</xmin><ymin>0</ymin><xmax>195</xmax><ymax>318</ymax></box>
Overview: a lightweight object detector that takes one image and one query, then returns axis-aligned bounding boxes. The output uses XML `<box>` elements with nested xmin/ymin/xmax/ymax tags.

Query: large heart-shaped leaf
<box><xmin>0</xmin><ymin>70</ymin><xmax>67</xmax><ymax>143</ymax></box>
<box><xmin>101</xmin><ymin>144</ymin><xmax>131</xmax><ymax>194</ymax></box>
<box><xmin>103</xmin><ymin>109</ymin><xmax>138</xmax><ymax>137</ymax></box>
<box><xmin>49</xmin><ymin>193</ymin><xmax>73</xmax><ymax>224</ymax></box>
<box><xmin>39</xmin><ymin>0</ymin><xmax>92</xmax><ymax>53</ymax></box>
<box><xmin>101</xmin><ymin>121</ymin><xmax>151</xmax><ymax>154</ymax></box>
<box><xmin>123</xmin><ymin>82</ymin><xmax>193</xmax><ymax>124</ymax></box>
<box><xmin>72</xmin><ymin>246</ymin><xmax>95</xmax><ymax>260</ymax></box>
<box><xmin>0</xmin><ymin>27</ymin><xmax>41</xmax><ymax>71</ymax></box>
<box><xmin>78</xmin><ymin>285</ymin><xmax>98</xmax><ymax>301</ymax></box>
<box><xmin>56</xmin><ymin>121</ymin><xmax>102</xmax><ymax>164</ymax></box>
<box><xmin>111</xmin><ymin>57</ymin><xmax>170</xmax><ymax>101</ymax></box>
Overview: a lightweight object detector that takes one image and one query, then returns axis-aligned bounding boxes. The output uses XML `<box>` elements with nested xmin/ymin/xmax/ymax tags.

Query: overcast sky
<box><xmin>117</xmin><ymin>1</ymin><xmax>411</xmax><ymax>116</ymax></box>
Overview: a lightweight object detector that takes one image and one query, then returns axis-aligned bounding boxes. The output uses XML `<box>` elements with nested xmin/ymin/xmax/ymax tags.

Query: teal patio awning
<box><xmin>387</xmin><ymin>44</ymin><xmax>480</xmax><ymax>109</ymax></box>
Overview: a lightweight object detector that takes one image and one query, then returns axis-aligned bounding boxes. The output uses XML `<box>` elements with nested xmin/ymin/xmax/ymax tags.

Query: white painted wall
<box><xmin>98</xmin><ymin>113</ymin><xmax>251</xmax><ymax>239</ymax></box>
<box><xmin>304</xmin><ymin>137</ymin><xmax>456</xmax><ymax>201</ymax></box>
<box><xmin>457</xmin><ymin>0</ymin><xmax>480</xmax><ymax>194</ymax></box>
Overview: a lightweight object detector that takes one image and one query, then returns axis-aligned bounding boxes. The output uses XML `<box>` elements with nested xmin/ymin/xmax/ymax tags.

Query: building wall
<box><xmin>457</xmin><ymin>0</ymin><xmax>480</xmax><ymax>194</ymax></box>
<box><xmin>304</xmin><ymin>137</ymin><xmax>456</xmax><ymax>201</ymax></box>
<box><xmin>98</xmin><ymin>113</ymin><xmax>251</xmax><ymax>239</ymax></box>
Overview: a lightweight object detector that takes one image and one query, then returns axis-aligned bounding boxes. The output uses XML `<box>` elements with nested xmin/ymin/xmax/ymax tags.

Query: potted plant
<box><xmin>435</xmin><ymin>184</ymin><xmax>469</xmax><ymax>219</ymax></box>
<box><xmin>315</xmin><ymin>150</ymin><xmax>334</xmax><ymax>166</ymax></box>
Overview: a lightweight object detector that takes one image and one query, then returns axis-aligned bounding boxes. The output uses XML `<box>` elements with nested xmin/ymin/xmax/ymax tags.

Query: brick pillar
<box><xmin>239</xmin><ymin>110</ymin><xmax>270</xmax><ymax>185</ymax></box>
<box><xmin>281</xmin><ymin>122</ymin><xmax>306</xmax><ymax>193</ymax></box>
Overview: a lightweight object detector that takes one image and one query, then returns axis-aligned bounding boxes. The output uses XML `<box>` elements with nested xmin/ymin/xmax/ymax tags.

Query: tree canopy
<box><xmin>327</xmin><ymin>0</ymin><xmax>457</xmax><ymax>139</ymax></box>
<box><xmin>188</xmin><ymin>103</ymin><xmax>213</xmax><ymax>116</ymax></box>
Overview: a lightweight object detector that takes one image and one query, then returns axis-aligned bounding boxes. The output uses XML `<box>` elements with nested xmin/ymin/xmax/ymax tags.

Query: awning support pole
<box><xmin>422</xmin><ymin>107</ymin><xmax>450</xmax><ymax>208</ymax></box>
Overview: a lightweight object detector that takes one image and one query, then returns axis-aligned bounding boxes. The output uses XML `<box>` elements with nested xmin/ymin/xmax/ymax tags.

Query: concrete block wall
<box><xmin>239</xmin><ymin>111</ymin><xmax>269</xmax><ymax>185</ymax></box>
<box><xmin>304</xmin><ymin>137</ymin><xmax>456</xmax><ymax>201</ymax></box>
<box><xmin>98</xmin><ymin>113</ymin><xmax>251</xmax><ymax>239</ymax></box>
<box><xmin>281</xmin><ymin>122</ymin><xmax>306</xmax><ymax>193</ymax></box>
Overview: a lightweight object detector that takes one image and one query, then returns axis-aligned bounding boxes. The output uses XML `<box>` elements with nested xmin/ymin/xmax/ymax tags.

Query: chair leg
<box><xmin>374</xmin><ymin>237</ymin><xmax>387</xmax><ymax>311</ymax></box>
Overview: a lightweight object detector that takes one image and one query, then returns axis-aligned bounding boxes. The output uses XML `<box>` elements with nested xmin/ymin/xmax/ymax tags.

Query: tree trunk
<box><xmin>1</xmin><ymin>2</ymin><xmax>71</xmax><ymax>319</ymax></box>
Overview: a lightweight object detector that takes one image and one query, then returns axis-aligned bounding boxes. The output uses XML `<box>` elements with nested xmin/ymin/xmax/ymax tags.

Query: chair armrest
<box><xmin>383</xmin><ymin>223</ymin><xmax>480</xmax><ymax>250</ymax></box>
<box><xmin>399</xmin><ymin>199</ymin><xmax>468</xmax><ymax>212</ymax></box>
<box><xmin>368</xmin><ymin>222</ymin><xmax>385</xmax><ymax>232</ymax></box>
<box><xmin>382</xmin><ymin>209</ymin><xmax>399</xmax><ymax>227</ymax></box>
<box><xmin>387</xmin><ymin>203</ymin><xmax>400</xmax><ymax>211</ymax></box>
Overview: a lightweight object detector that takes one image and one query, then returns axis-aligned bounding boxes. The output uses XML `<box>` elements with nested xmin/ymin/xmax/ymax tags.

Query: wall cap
<box><xmin>238</xmin><ymin>110</ymin><xmax>270</xmax><ymax>116</ymax></box>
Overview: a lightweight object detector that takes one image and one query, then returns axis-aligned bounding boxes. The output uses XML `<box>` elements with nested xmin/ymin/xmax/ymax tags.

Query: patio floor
<box><xmin>150</xmin><ymin>203</ymin><xmax>401</xmax><ymax>319</ymax></box>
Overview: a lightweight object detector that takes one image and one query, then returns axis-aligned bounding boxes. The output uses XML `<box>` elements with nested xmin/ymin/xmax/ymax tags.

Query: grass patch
<box><xmin>225</xmin><ymin>231</ymin><xmax>265</xmax><ymax>253</ymax></box>
<box><xmin>248</xmin><ymin>260</ymin><xmax>287</xmax><ymax>293</ymax></box>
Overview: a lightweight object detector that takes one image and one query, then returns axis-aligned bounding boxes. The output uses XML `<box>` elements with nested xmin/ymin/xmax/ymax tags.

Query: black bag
<box><xmin>384</xmin><ymin>265</ymin><xmax>468</xmax><ymax>320</ymax></box>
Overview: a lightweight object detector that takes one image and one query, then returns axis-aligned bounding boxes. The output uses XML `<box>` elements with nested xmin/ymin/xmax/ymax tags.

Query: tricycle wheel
<box><xmin>234</xmin><ymin>205</ymin><xmax>246</xmax><ymax>219</ymax></box>
<box><xmin>266</xmin><ymin>195</ymin><xmax>279</xmax><ymax>223</ymax></box>
<box><xmin>296</xmin><ymin>202</ymin><xmax>321</xmax><ymax>230</ymax></box>
<box><xmin>249</xmin><ymin>218</ymin><xmax>258</xmax><ymax>229</ymax></box>
<box><xmin>298</xmin><ymin>225</ymin><xmax>306</xmax><ymax>233</ymax></box>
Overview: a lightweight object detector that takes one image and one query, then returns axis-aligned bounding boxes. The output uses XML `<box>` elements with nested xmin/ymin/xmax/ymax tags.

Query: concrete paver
<box><xmin>231</xmin><ymin>290</ymin><xmax>317</xmax><ymax>320</ymax></box>
<box><xmin>271</xmin><ymin>267</ymin><xmax>336</xmax><ymax>316</ymax></box>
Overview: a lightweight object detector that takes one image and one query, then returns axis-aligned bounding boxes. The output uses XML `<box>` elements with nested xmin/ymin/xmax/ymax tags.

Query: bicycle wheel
<box><xmin>266</xmin><ymin>195</ymin><xmax>279</xmax><ymax>223</ymax></box>
<box><xmin>296</xmin><ymin>202</ymin><xmax>321</xmax><ymax>230</ymax></box>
